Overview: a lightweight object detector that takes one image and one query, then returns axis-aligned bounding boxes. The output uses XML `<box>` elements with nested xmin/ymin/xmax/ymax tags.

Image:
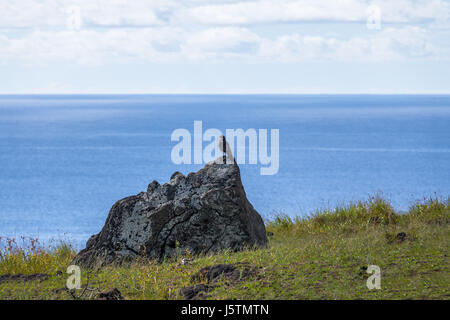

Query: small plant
<box><xmin>409</xmin><ymin>197</ymin><xmax>450</xmax><ymax>224</ymax></box>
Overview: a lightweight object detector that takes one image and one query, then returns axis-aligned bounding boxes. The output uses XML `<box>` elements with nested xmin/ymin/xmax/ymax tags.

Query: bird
<box><xmin>218</xmin><ymin>135</ymin><xmax>235</xmax><ymax>164</ymax></box>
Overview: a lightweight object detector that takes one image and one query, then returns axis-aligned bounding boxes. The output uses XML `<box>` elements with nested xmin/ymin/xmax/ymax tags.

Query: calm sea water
<box><xmin>0</xmin><ymin>95</ymin><xmax>449</xmax><ymax>248</ymax></box>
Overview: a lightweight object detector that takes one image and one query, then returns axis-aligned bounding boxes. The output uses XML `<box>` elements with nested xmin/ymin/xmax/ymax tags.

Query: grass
<box><xmin>0</xmin><ymin>196</ymin><xmax>448</xmax><ymax>300</ymax></box>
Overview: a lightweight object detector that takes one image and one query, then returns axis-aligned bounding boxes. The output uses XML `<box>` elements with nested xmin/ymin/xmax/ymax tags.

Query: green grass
<box><xmin>1</xmin><ymin>196</ymin><xmax>449</xmax><ymax>300</ymax></box>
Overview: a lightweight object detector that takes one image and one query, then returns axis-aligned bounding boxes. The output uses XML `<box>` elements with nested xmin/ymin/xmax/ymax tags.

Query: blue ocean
<box><xmin>0</xmin><ymin>95</ymin><xmax>449</xmax><ymax>248</ymax></box>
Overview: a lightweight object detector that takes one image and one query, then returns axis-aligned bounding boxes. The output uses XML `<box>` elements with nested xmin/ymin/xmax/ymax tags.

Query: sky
<box><xmin>1</xmin><ymin>0</ymin><xmax>450</xmax><ymax>94</ymax></box>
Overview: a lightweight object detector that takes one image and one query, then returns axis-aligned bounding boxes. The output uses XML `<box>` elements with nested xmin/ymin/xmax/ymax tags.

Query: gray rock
<box><xmin>72</xmin><ymin>158</ymin><xmax>267</xmax><ymax>268</ymax></box>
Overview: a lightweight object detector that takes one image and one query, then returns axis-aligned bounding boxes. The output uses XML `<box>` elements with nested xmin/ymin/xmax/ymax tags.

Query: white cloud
<box><xmin>260</xmin><ymin>26</ymin><xmax>436</xmax><ymax>61</ymax></box>
<box><xmin>0</xmin><ymin>1</ymin><xmax>448</xmax><ymax>66</ymax></box>
<box><xmin>179</xmin><ymin>0</ymin><xmax>450</xmax><ymax>25</ymax></box>
<box><xmin>0</xmin><ymin>0</ymin><xmax>177</xmax><ymax>28</ymax></box>
<box><xmin>180</xmin><ymin>0</ymin><xmax>367</xmax><ymax>25</ymax></box>
<box><xmin>0</xmin><ymin>24</ymin><xmax>442</xmax><ymax>66</ymax></box>
<box><xmin>2</xmin><ymin>0</ymin><xmax>449</xmax><ymax>29</ymax></box>
<box><xmin>0</xmin><ymin>28</ymin><xmax>183</xmax><ymax>65</ymax></box>
<box><xmin>181</xmin><ymin>27</ymin><xmax>261</xmax><ymax>60</ymax></box>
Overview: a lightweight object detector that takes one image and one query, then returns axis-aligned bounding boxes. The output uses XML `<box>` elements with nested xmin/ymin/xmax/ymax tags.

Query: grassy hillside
<box><xmin>0</xmin><ymin>196</ymin><xmax>448</xmax><ymax>300</ymax></box>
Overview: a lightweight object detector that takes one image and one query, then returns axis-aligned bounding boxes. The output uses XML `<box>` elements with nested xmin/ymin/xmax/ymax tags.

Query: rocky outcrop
<box><xmin>72</xmin><ymin>158</ymin><xmax>267</xmax><ymax>268</ymax></box>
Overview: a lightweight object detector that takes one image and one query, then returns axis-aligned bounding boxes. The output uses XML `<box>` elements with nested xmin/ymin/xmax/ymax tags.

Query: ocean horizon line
<box><xmin>1</xmin><ymin>93</ymin><xmax>450</xmax><ymax>96</ymax></box>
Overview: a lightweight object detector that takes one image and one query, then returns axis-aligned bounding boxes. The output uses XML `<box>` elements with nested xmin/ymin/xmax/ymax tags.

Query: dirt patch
<box><xmin>181</xmin><ymin>263</ymin><xmax>258</xmax><ymax>300</ymax></box>
<box><xmin>0</xmin><ymin>273</ymin><xmax>49</xmax><ymax>284</ymax></box>
<box><xmin>97</xmin><ymin>288</ymin><xmax>124</xmax><ymax>300</ymax></box>
<box><xmin>180</xmin><ymin>284</ymin><xmax>215</xmax><ymax>300</ymax></box>
<box><xmin>396</xmin><ymin>232</ymin><xmax>407</xmax><ymax>242</ymax></box>
<box><xmin>191</xmin><ymin>263</ymin><xmax>257</xmax><ymax>283</ymax></box>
